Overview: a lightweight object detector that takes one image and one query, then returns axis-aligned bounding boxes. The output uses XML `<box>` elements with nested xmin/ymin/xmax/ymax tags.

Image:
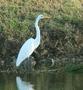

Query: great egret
<box><xmin>16</xmin><ymin>14</ymin><xmax>50</xmax><ymax>67</ymax></box>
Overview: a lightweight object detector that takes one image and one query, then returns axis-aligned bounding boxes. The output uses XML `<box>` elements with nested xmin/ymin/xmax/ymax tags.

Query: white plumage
<box><xmin>16</xmin><ymin>38</ymin><xmax>35</xmax><ymax>66</ymax></box>
<box><xmin>16</xmin><ymin>15</ymin><xmax>45</xmax><ymax>67</ymax></box>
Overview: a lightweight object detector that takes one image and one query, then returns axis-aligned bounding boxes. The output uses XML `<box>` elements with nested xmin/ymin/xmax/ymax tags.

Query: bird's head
<box><xmin>37</xmin><ymin>14</ymin><xmax>50</xmax><ymax>21</ymax></box>
<box><xmin>35</xmin><ymin>14</ymin><xmax>51</xmax><ymax>27</ymax></box>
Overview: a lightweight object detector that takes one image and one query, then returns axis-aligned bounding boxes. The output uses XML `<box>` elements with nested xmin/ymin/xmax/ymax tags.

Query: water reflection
<box><xmin>16</xmin><ymin>76</ymin><xmax>34</xmax><ymax>90</ymax></box>
<box><xmin>0</xmin><ymin>72</ymin><xmax>83</xmax><ymax>90</ymax></box>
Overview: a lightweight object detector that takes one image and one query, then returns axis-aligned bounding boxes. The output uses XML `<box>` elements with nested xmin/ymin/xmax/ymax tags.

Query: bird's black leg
<box><xmin>22</xmin><ymin>58</ymin><xmax>32</xmax><ymax>73</ymax></box>
<box><xmin>32</xmin><ymin>50</ymin><xmax>41</xmax><ymax>69</ymax></box>
<box><xmin>27</xmin><ymin>58</ymin><xmax>33</xmax><ymax>73</ymax></box>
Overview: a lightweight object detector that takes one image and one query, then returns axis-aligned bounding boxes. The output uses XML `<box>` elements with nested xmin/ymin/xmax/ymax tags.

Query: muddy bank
<box><xmin>0</xmin><ymin>29</ymin><xmax>83</xmax><ymax>72</ymax></box>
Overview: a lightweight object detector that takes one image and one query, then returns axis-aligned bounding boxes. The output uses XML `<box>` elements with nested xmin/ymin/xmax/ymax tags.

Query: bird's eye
<box><xmin>41</xmin><ymin>15</ymin><xmax>44</xmax><ymax>18</ymax></box>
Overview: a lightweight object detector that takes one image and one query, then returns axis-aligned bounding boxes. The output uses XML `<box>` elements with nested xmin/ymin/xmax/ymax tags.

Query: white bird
<box><xmin>16</xmin><ymin>14</ymin><xmax>50</xmax><ymax>67</ymax></box>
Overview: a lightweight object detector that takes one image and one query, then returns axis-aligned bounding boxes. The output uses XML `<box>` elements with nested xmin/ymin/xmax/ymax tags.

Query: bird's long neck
<box><xmin>35</xmin><ymin>18</ymin><xmax>40</xmax><ymax>47</ymax></box>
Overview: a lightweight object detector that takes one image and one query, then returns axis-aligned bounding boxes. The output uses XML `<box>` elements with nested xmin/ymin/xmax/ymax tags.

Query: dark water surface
<box><xmin>0</xmin><ymin>71</ymin><xmax>83</xmax><ymax>90</ymax></box>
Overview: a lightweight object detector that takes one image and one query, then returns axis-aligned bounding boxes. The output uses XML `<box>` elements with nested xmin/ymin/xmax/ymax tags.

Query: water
<box><xmin>0</xmin><ymin>72</ymin><xmax>83</xmax><ymax>90</ymax></box>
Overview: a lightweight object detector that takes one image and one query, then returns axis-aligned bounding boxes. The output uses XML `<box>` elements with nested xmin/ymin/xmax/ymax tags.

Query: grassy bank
<box><xmin>0</xmin><ymin>0</ymin><xmax>83</xmax><ymax>71</ymax></box>
<box><xmin>0</xmin><ymin>0</ymin><xmax>83</xmax><ymax>33</ymax></box>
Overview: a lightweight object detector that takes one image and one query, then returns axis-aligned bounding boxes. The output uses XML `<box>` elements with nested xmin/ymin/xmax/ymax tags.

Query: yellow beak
<box><xmin>44</xmin><ymin>16</ymin><xmax>51</xmax><ymax>19</ymax></box>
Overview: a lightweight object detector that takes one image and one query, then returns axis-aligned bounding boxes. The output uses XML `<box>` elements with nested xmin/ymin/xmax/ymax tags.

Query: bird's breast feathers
<box><xmin>16</xmin><ymin>38</ymin><xmax>35</xmax><ymax>66</ymax></box>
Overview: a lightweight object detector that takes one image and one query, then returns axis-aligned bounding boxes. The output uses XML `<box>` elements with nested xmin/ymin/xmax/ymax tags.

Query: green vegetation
<box><xmin>0</xmin><ymin>0</ymin><xmax>83</xmax><ymax>72</ymax></box>
<box><xmin>0</xmin><ymin>0</ymin><xmax>83</xmax><ymax>36</ymax></box>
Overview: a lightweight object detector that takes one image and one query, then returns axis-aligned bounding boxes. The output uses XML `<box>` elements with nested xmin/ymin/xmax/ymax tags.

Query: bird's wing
<box><xmin>16</xmin><ymin>38</ymin><xmax>35</xmax><ymax>67</ymax></box>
